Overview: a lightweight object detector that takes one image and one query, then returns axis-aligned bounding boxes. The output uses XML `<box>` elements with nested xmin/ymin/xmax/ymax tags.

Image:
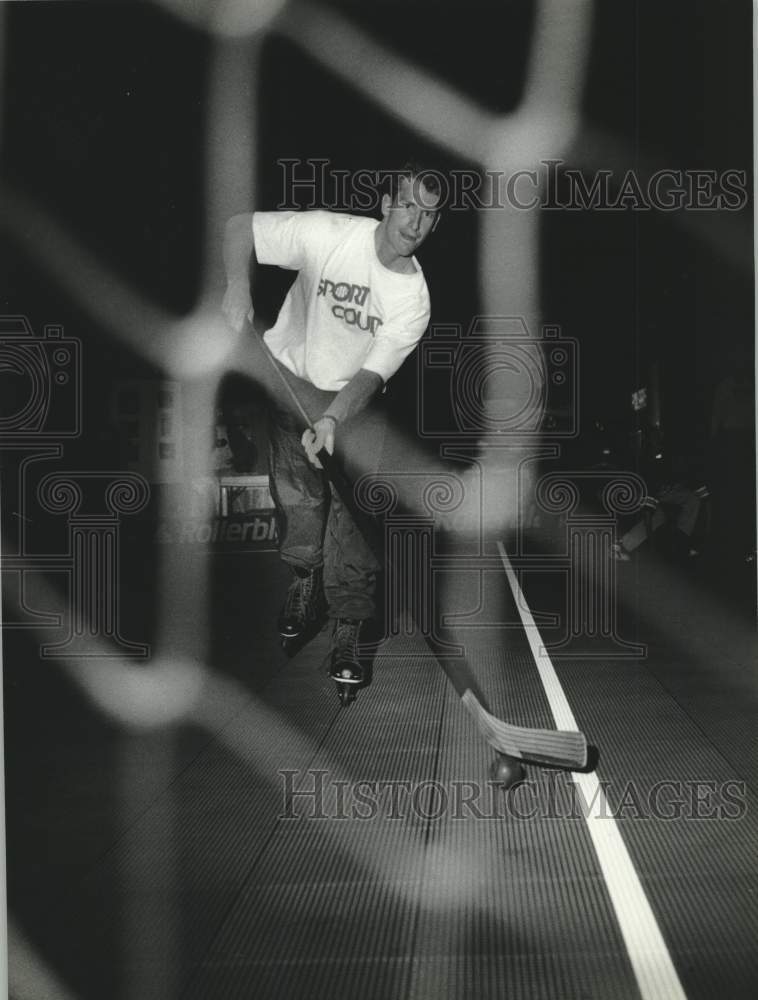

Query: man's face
<box><xmin>380</xmin><ymin>175</ymin><xmax>440</xmax><ymax>259</ymax></box>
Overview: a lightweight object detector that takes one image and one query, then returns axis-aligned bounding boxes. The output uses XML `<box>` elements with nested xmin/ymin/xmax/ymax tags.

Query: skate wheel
<box><xmin>489</xmin><ymin>753</ymin><xmax>526</xmax><ymax>790</ymax></box>
<box><xmin>337</xmin><ymin>683</ymin><xmax>356</xmax><ymax>707</ymax></box>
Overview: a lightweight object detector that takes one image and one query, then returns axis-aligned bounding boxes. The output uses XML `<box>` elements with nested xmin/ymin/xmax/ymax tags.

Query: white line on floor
<box><xmin>497</xmin><ymin>539</ymin><xmax>688</xmax><ymax>1000</ymax></box>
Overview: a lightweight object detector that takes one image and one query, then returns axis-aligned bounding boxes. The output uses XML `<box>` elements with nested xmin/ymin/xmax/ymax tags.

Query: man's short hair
<box><xmin>387</xmin><ymin>161</ymin><xmax>445</xmax><ymax>209</ymax></box>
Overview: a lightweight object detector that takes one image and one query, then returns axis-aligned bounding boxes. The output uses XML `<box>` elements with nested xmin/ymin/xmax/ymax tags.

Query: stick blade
<box><xmin>462</xmin><ymin>690</ymin><xmax>588</xmax><ymax>770</ymax></box>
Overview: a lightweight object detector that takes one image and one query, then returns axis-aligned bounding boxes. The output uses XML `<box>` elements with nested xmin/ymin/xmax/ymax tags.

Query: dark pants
<box><xmin>267</xmin><ymin>369</ymin><xmax>384</xmax><ymax>620</ymax></box>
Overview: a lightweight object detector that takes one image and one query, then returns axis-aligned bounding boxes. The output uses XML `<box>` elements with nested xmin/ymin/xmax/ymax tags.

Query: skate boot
<box><xmin>278</xmin><ymin>566</ymin><xmax>326</xmax><ymax>650</ymax></box>
<box><xmin>328</xmin><ymin>618</ymin><xmax>367</xmax><ymax>706</ymax></box>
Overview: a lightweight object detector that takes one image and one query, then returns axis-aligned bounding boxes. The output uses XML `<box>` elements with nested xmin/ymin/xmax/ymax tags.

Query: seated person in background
<box><xmin>613</xmin><ymin>451</ymin><xmax>710</xmax><ymax>562</ymax></box>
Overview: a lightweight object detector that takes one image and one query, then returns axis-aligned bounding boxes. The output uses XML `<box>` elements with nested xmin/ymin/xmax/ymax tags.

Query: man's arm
<box><xmin>301</xmin><ymin>301</ymin><xmax>430</xmax><ymax>467</ymax></box>
<box><xmin>322</xmin><ymin>369</ymin><xmax>383</xmax><ymax>425</ymax></box>
<box><xmin>221</xmin><ymin>213</ymin><xmax>255</xmax><ymax>332</ymax></box>
<box><xmin>301</xmin><ymin>369</ymin><xmax>384</xmax><ymax>468</ymax></box>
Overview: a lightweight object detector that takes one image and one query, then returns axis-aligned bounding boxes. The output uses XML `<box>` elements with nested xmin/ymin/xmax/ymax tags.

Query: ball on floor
<box><xmin>490</xmin><ymin>753</ymin><xmax>526</xmax><ymax>790</ymax></box>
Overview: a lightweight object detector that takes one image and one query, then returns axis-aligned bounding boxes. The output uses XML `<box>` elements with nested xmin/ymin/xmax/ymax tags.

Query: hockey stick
<box><xmin>460</xmin><ymin>691</ymin><xmax>587</xmax><ymax>768</ymax></box>
<box><xmin>246</xmin><ymin>324</ymin><xmax>589</xmax><ymax>770</ymax></box>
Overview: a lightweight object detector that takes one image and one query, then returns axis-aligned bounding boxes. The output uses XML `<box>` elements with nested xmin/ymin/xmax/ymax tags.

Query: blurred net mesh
<box><xmin>2</xmin><ymin>0</ymin><xmax>593</xmax><ymax>994</ymax></box>
<box><xmin>2</xmin><ymin>0</ymin><xmax>593</xmax><ymax>729</ymax></box>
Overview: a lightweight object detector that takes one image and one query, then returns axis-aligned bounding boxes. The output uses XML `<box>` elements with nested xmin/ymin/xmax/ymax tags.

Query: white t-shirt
<box><xmin>252</xmin><ymin>210</ymin><xmax>431</xmax><ymax>391</ymax></box>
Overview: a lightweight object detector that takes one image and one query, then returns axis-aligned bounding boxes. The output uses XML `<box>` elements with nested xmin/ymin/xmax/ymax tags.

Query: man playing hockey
<box><xmin>221</xmin><ymin>164</ymin><xmax>441</xmax><ymax>693</ymax></box>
